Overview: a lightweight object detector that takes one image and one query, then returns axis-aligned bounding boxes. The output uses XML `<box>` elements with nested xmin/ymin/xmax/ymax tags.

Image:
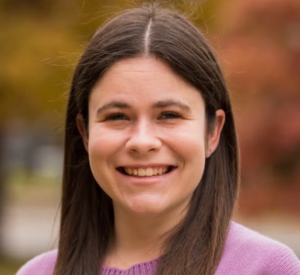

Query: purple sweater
<box><xmin>17</xmin><ymin>222</ymin><xmax>300</xmax><ymax>275</ymax></box>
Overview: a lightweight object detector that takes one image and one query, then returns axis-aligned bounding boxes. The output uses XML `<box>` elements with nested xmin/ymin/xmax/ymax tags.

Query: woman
<box><xmin>17</xmin><ymin>3</ymin><xmax>300</xmax><ymax>275</ymax></box>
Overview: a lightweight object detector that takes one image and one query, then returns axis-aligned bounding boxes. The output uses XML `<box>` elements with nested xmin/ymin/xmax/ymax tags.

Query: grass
<box><xmin>0</xmin><ymin>256</ymin><xmax>25</xmax><ymax>275</ymax></box>
<box><xmin>1</xmin><ymin>171</ymin><xmax>61</xmax><ymax>274</ymax></box>
<box><xmin>6</xmin><ymin>171</ymin><xmax>61</xmax><ymax>207</ymax></box>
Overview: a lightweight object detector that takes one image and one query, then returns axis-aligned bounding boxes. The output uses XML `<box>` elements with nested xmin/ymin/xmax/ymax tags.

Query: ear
<box><xmin>76</xmin><ymin>113</ymin><xmax>89</xmax><ymax>152</ymax></box>
<box><xmin>205</xmin><ymin>109</ymin><xmax>225</xmax><ymax>158</ymax></box>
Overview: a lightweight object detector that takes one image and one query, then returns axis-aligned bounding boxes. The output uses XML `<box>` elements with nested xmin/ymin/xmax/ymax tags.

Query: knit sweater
<box><xmin>17</xmin><ymin>222</ymin><xmax>300</xmax><ymax>275</ymax></box>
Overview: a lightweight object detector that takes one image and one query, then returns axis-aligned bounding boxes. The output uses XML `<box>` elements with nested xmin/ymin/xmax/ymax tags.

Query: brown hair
<box><xmin>54</xmin><ymin>3</ymin><xmax>239</xmax><ymax>275</ymax></box>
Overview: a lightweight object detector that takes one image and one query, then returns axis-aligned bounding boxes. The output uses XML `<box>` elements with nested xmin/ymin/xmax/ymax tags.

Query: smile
<box><xmin>117</xmin><ymin>166</ymin><xmax>176</xmax><ymax>177</ymax></box>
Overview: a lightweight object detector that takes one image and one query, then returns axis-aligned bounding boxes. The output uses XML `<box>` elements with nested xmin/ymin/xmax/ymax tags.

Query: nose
<box><xmin>125</xmin><ymin>119</ymin><xmax>162</xmax><ymax>154</ymax></box>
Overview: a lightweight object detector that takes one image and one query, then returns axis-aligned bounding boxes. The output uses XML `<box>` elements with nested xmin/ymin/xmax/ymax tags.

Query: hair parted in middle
<box><xmin>54</xmin><ymin>3</ymin><xmax>239</xmax><ymax>275</ymax></box>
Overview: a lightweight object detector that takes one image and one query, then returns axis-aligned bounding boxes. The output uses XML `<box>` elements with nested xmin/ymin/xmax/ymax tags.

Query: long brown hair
<box><xmin>54</xmin><ymin>3</ymin><xmax>239</xmax><ymax>275</ymax></box>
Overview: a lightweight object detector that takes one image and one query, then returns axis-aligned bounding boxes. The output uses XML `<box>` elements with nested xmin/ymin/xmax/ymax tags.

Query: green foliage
<box><xmin>0</xmin><ymin>256</ymin><xmax>24</xmax><ymax>275</ymax></box>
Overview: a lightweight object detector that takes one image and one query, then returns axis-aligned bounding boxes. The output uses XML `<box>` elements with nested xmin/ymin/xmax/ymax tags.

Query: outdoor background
<box><xmin>0</xmin><ymin>0</ymin><xmax>300</xmax><ymax>274</ymax></box>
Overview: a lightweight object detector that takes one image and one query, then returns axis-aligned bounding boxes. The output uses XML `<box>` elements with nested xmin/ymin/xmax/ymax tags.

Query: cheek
<box><xmin>167</xmin><ymin>126</ymin><xmax>207</xmax><ymax>185</ymax></box>
<box><xmin>166</xmin><ymin>124</ymin><xmax>207</xmax><ymax>162</ymax></box>
<box><xmin>87</xmin><ymin>139</ymin><xmax>119</xmax><ymax>200</ymax></box>
<box><xmin>86</xmin><ymin>127</ymin><xmax>123</xmax><ymax>186</ymax></box>
<box><xmin>88</xmin><ymin>138</ymin><xmax>109</xmax><ymax>167</ymax></box>
<box><xmin>87</xmin><ymin>126</ymin><xmax>124</xmax><ymax>159</ymax></box>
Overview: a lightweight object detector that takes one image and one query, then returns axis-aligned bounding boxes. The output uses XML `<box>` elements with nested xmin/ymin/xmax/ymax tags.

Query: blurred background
<box><xmin>0</xmin><ymin>0</ymin><xmax>299</xmax><ymax>273</ymax></box>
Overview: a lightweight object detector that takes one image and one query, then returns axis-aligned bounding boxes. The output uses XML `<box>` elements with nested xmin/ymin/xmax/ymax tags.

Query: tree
<box><xmin>214</xmin><ymin>0</ymin><xmax>300</xmax><ymax>214</ymax></box>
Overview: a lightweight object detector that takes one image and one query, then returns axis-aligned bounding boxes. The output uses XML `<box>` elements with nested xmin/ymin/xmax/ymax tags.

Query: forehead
<box><xmin>89</xmin><ymin>56</ymin><xmax>205</xmax><ymax>109</ymax></box>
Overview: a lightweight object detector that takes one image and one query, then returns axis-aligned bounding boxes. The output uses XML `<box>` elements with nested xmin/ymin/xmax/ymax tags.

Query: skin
<box><xmin>77</xmin><ymin>56</ymin><xmax>225</xmax><ymax>269</ymax></box>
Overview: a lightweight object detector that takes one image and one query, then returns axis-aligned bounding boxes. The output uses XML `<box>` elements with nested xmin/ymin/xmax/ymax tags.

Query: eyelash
<box><xmin>105</xmin><ymin>112</ymin><xmax>128</xmax><ymax>121</ymax></box>
<box><xmin>159</xmin><ymin>111</ymin><xmax>182</xmax><ymax>119</ymax></box>
<box><xmin>104</xmin><ymin>111</ymin><xmax>182</xmax><ymax>121</ymax></box>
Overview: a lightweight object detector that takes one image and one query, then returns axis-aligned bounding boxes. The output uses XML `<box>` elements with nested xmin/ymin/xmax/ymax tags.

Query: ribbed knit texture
<box><xmin>101</xmin><ymin>259</ymin><xmax>159</xmax><ymax>275</ymax></box>
<box><xmin>17</xmin><ymin>222</ymin><xmax>300</xmax><ymax>275</ymax></box>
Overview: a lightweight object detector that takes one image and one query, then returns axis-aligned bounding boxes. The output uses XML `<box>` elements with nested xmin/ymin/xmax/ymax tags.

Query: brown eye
<box><xmin>159</xmin><ymin>111</ymin><xmax>182</xmax><ymax>119</ymax></box>
<box><xmin>105</xmin><ymin>112</ymin><xmax>128</xmax><ymax>121</ymax></box>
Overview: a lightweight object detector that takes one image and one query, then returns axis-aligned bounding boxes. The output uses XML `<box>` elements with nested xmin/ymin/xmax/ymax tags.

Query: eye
<box><xmin>105</xmin><ymin>112</ymin><xmax>128</xmax><ymax>121</ymax></box>
<box><xmin>159</xmin><ymin>111</ymin><xmax>182</xmax><ymax>119</ymax></box>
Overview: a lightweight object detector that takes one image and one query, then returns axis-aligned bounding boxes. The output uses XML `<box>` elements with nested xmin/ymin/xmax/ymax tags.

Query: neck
<box><xmin>104</xmin><ymin>204</ymin><xmax>188</xmax><ymax>269</ymax></box>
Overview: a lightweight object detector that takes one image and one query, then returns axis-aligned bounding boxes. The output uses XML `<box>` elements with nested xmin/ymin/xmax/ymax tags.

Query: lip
<box><xmin>116</xmin><ymin>166</ymin><xmax>177</xmax><ymax>184</ymax></box>
<box><xmin>117</xmin><ymin>164</ymin><xmax>174</xmax><ymax>168</ymax></box>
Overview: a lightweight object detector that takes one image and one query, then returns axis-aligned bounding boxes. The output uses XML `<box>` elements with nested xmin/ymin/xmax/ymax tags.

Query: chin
<box><xmin>125</xmin><ymin>196</ymin><xmax>168</xmax><ymax>216</ymax></box>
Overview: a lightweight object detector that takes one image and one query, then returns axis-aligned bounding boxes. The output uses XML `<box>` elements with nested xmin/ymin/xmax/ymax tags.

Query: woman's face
<box><xmin>78</xmin><ymin>57</ymin><xmax>224</xmax><ymax>217</ymax></box>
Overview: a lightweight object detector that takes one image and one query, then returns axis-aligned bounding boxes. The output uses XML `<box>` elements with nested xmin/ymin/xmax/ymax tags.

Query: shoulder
<box><xmin>216</xmin><ymin>221</ymin><xmax>300</xmax><ymax>275</ymax></box>
<box><xmin>16</xmin><ymin>249</ymin><xmax>58</xmax><ymax>275</ymax></box>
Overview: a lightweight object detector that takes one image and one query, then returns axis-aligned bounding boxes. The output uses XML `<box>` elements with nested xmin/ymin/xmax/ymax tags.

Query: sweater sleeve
<box><xmin>216</xmin><ymin>222</ymin><xmax>300</xmax><ymax>275</ymax></box>
<box><xmin>262</xmin><ymin>244</ymin><xmax>300</xmax><ymax>275</ymax></box>
<box><xmin>16</xmin><ymin>250</ymin><xmax>57</xmax><ymax>275</ymax></box>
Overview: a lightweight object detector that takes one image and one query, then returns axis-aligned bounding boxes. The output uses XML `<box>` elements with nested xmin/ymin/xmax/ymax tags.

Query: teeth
<box><xmin>138</xmin><ymin>168</ymin><xmax>146</xmax><ymax>176</ymax></box>
<box><xmin>127</xmin><ymin>168</ymin><xmax>133</xmax><ymax>175</ymax></box>
<box><xmin>146</xmin><ymin>168</ymin><xmax>152</xmax><ymax>176</ymax></box>
<box><xmin>124</xmin><ymin>167</ymin><xmax>170</xmax><ymax>177</ymax></box>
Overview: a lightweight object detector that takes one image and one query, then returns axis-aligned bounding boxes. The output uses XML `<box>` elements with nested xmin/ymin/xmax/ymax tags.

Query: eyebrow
<box><xmin>153</xmin><ymin>99</ymin><xmax>191</xmax><ymax>111</ymax></box>
<box><xmin>96</xmin><ymin>99</ymin><xmax>191</xmax><ymax>116</ymax></box>
<box><xmin>96</xmin><ymin>101</ymin><xmax>130</xmax><ymax>116</ymax></box>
